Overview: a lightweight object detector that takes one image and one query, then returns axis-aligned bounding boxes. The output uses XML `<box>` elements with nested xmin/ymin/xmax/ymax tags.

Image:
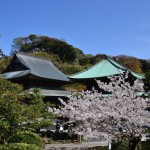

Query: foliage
<box><xmin>143</xmin><ymin>71</ymin><xmax>150</xmax><ymax>92</ymax></box>
<box><xmin>0</xmin><ymin>78</ymin><xmax>52</xmax><ymax>144</ymax></box>
<box><xmin>0</xmin><ymin>143</ymin><xmax>41</xmax><ymax>150</ymax></box>
<box><xmin>92</xmin><ymin>54</ymin><xmax>107</xmax><ymax>64</ymax></box>
<box><xmin>11</xmin><ymin>34</ymin><xmax>80</xmax><ymax>62</ymax></box>
<box><xmin>28</xmin><ymin>51</ymin><xmax>87</xmax><ymax>75</ymax></box>
<box><xmin>32</xmin><ymin>51</ymin><xmax>61</xmax><ymax>62</ymax></box>
<box><xmin>0</xmin><ymin>78</ymin><xmax>27</xmax><ymax>144</ymax></box>
<box><xmin>10</xmin><ymin>34</ymin><xmax>150</xmax><ymax>75</ymax></box>
<box><xmin>111</xmin><ymin>135</ymin><xmax>129</xmax><ymax>150</ymax></box>
<box><xmin>0</xmin><ymin>57</ymin><xmax>11</xmax><ymax>73</ymax></box>
<box><xmin>73</xmin><ymin>48</ymin><xmax>84</xmax><ymax>62</ymax></box>
<box><xmin>139</xmin><ymin>141</ymin><xmax>150</xmax><ymax>150</ymax></box>
<box><xmin>140</xmin><ymin>59</ymin><xmax>150</xmax><ymax>73</ymax></box>
<box><xmin>0</xmin><ymin>49</ymin><xmax>10</xmax><ymax>73</ymax></box>
<box><xmin>50</xmin><ymin>72</ymin><xmax>150</xmax><ymax>150</ymax></box>
<box><xmin>79</xmin><ymin>54</ymin><xmax>94</xmax><ymax>66</ymax></box>
<box><xmin>59</xmin><ymin>63</ymin><xmax>88</xmax><ymax>75</ymax></box>
<box><xmin>62</xmin><ymin>83</ymin><xmax>87</xmax><ymax>92</ymax></box>
<box><xmin>116</xmin><ymin>55</ymin><xmax>143</xmax><ymax>74</ymax></box>
<box><xmin>10</xmin><ymin>131</ymin><xmax>43</xmax><ymax>148</ymax></box>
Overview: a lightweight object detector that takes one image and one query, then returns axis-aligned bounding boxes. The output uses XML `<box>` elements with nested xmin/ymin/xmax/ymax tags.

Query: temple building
<box><xmin>1</xmin><ymin>52</ymin><xmax>70</xmax><ymax>103</ymax></box>
<box><xmin>1</xmin><ymin>53</ymin><xmax>145</xmax><ymax>97</ymax></box>
<box><xmin>68</xmin><ymin>57</ymin><xmax>144</xmax><ymax>92</ymax></box>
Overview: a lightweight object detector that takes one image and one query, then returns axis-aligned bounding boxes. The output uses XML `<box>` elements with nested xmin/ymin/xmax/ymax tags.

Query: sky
<box><xmin>0</xmin><ymin>0</ymin><xmax>150</xmax><ymax>59</ymax></box>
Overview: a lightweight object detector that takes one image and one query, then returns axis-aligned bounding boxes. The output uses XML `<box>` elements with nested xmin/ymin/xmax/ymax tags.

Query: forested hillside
<box><xmin>0</xmin><ymin>34</ymin><xmax>150</xmax><ymax>75</ymax></box>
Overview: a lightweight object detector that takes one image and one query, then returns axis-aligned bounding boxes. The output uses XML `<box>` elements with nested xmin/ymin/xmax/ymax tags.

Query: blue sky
<box><xmin>0</xmin><ymin>0</ymin><xmax>150</xmax><ymax>59</ymax></box>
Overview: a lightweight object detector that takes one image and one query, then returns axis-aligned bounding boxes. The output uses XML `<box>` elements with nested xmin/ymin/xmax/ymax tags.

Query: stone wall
<box><xmin>44</xmin><ymin>141</ymin><xmax>108</xmax><ymax>150</ymax></box>
<box><xmin>44</xmin><ymin>147</ymin><xmax>102</xmax><ymax>150</ymax></box>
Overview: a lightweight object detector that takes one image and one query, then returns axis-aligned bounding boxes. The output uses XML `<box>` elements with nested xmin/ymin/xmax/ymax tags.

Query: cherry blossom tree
<box><xmin>50</xmin><ymin>72</ymin><xmax>150</xmax><ymax>150</ymax></box>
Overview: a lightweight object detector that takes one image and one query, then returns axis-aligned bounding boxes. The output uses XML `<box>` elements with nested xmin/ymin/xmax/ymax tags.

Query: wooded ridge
<box><xmin>0</xmin><ymin>34</ymin><xmax>150</xmax><ymax>75</ymax></box>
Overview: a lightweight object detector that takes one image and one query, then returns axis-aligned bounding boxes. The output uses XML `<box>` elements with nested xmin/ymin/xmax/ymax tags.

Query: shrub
<box><xmin>11</xmin><ymin>131</ymin><xmax>43</xmax><ymax>148</ymax></box>
<box><xmin>0</xmin><ymin>143</ymin><xmax>41</xmax><ymax>150</ymax></box>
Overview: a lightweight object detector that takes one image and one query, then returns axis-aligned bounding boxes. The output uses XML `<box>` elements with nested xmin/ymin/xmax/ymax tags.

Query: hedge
<box><xmin>0</xmin><ymin>143</ymin><xmax>41</xmax><ymax>150</ymax></box>
<box><xmin>10</xmin><ymin>131</ymin><xmax>43</xmax><ymax>148</ymax></box>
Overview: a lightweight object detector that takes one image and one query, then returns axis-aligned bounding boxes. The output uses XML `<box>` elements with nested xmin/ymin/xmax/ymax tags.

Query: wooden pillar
<box><xmin>77</xmin><ymin>134</ymin><xmax>82</xmax><ymax>143</ymax></box>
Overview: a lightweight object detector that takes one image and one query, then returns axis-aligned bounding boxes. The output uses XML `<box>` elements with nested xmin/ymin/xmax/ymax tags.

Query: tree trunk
<box><xmin>129</xmin><ymin>137</ymin><xmax>141</xmax><ymax>150</ymax></box>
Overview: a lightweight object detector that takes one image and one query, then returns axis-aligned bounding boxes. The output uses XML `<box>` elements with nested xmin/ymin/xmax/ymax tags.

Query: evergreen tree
<box><xmin>0</xmin><ymin>78</ymin><xmax>52</xmax><ymax>144</ymax></box>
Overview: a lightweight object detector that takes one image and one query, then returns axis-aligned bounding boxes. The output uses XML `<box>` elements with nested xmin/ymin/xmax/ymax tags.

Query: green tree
<box><xmin>144</xmin><ymin>71</ymin><xmax>150</xmax><ymax>92</ymax></box>
<box><xmin>79</xmin><ymin>54</ymin><xmax>94</xmax><ymax>66</ymax></box>
<box><xmin>116</xmin><ymin>55</ymin><xmax>143</xmax><ymax>74</ymax></box>
<box><xmin>0</xmin><ymin>78</ymin><xmax>52</xmax><ymax>144</ymax></box>
<box><xmin>140</xmin><ymin>59</ymin><xmax>150</xmax><ymax>73</ymax></box>
<box><xmin>92</xmin><ymin>54</ymin><xmax>107</xmax><ymax>64</ymax></box>
<box><xmin>11</xmin><ymin>34</ymin><xmax>80</xmax><ymax>62</ymax></box>
<box><xmin>0</xmin><ymin>48</ymin><xmax>11</xmax><ymax>73</ymax></box>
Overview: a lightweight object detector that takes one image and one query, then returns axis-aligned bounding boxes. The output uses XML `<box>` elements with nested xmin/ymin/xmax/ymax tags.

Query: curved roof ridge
<box><xmin>130</xmin><ymin>70</ymin><xmax>145</xmax><ymax>79</ymax></box>
<box><xmin>107</xmin><ymin>58</ymin><xmax>144</xmax><ymax>79</ymax></box>
<box><xmin>15</xmin><ymin>51</ymin><xmax>53</xmax><ymax>63</ymax></box>
<box><xmin>15</xmin><ymin>52</ymin><xmax>69</xmax><ymax>81</ymax></box>
<box><xmin>107</xmin><ymin>58</ymin><xmax>127</xmax><ymax>70</ymax></box>
<box><xmin>68</xmin><ymin>58</ymin><xmax>106</xmax><ymax>77</ymax></box>
<box><xmin>68</xmin><ymin>57</ymin><xmax>144</xmax><ymax>79</ymax></box>
<box><xmin>1</xmin><ymin>70</ymin><xmax>30</xmax><ymax>79</ymax></box>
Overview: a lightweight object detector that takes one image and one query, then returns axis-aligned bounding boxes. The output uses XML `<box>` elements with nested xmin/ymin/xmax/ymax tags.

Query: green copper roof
<box><xmin>69</xmin><ymin>58</ymin><xmax>144</xmax><ymax>79</ymax></box>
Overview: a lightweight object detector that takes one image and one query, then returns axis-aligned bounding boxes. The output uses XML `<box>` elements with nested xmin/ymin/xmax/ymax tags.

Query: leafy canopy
<box><xmin>0</xmin><ymin>78</ymin><xmax>52</xmax><ymax>144</ymax></box>
<box><xmin>11</xmin><ymin>34</ymin><xmax>83</xmax><ymax>62</ymax></box>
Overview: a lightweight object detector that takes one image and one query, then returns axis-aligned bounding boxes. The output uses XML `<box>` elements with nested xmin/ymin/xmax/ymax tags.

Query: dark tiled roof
<box><xmin>2</xmin><ymin>52</ymin><xmax>70</xmax><ymax>82</ymax></box>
